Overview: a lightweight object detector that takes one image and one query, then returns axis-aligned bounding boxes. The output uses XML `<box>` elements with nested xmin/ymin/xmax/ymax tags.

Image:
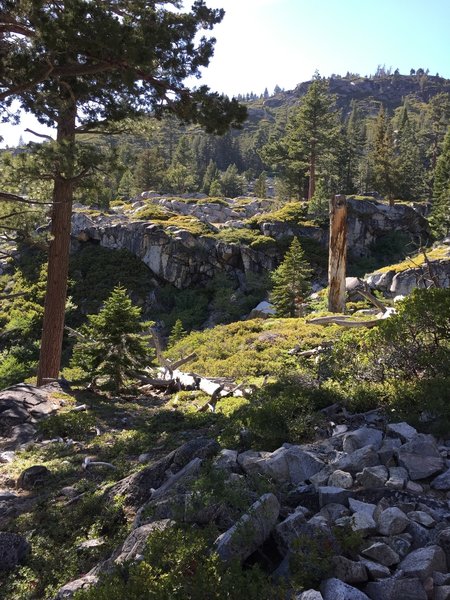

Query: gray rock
<box><xmin>115</xmin><ymin>520</ymin><xmax>173</xmax><ymax>564</ymax></box>
<box><xmin>408</xmin><ymin>510</ymin><xmax>435</xmax><ymax>528</ymax></box>
<box><xmin>214</xmin><ymin>449</ymin><xmax>238</xmax><ymax>471</ymax></box>
<box><xmin>378</xmin><ymin>438</ymin><xmax>401</xmax><ymax>466</ymax></box>
<box><xmin>321</xmin><ymin>577</ymin><xmax>370</xmax><ymax>600</ymax></box>
<box><xmin>362</xmin><ymin>542</ymin><xmax>400</xmax><ymax>566</ymax></box>
<box><xmin>0</xmin><ymin>451</ymin><xmax>15</xmax><ymax>463</ymax></box>
<box><xmin>296</xmin><ymin>591</ymin><xmax>323</xmax><ymax>600</ymax></box>
<box><xmin>319</xmin><ymin>503</ymin><xmax>349</xmax><ymax>523</ymax></box>
<box><xmin>53</xmin><ymin>575</ymin><xmax>99</xmax><ymax>599</ymax></box>
<box><xmin>364</xmin><ymin>577</ymin><xmax>427</xmax><ymax>600</ymax></box>
<box><xmin>318</xmin><ymin>486</ymin><xmax>351</xmax><ymax>507</ymax></box>
<box><xmin>343</xmin><ymin>428</ymin><xmax>383</xmax><ymax>454</ymax></box>
<box><xmin>397</xmin><ymin>434</ymin><xmax>444</xmax><ymax>480</ymax></box>
<box><xmin>350</xmin><ymin>512</ymin><xmax>376</xmax><ymax>536</ymax></box>
<box><xmin>407</xmin><ymin>520</ymin><xmax>432</xmax><ymax>550</ymax></box>
<box><xmin>274</xmin><ymin>506</ymin><xmax>310</xmax><ymax>552</ymax></box>
<box><xmin>238</xmin><ymin>446</ymin><xmax>325</xmax><ymax>485</ymax></box>
<box><xmin>398</xmin><ymin>545</ymin><xmax>447</xmax><ymax>580</ymax></box>
<box><xmin>328</xmin><ymin>470</ymin><xmax>353</xmax><ymax>489</ymax></box>
<box><xmin>386</xmin><ymin>422</ymin><xmax>418</xmax><ymax>442</ymax></box>
<box><xmin>431</xmin><ymin>468</ymin><xmax>450</xmax><ymax>490</ymax></box>
<box><xmin>215</xmin><ymin>493</ymin><xmax>280</xmax><ymax>563</ymax></box>
<box><xmin>310</xmin><ymin>466</ymin><xmax>334</xmax><ymax>488</ymax></box>
<box><xmin>435</xmin><ymin>586</ymin><xmax>450</xmax><ymax>600</ymax></box>
<box><xmin>0</xmin><ymin>532</ymin><xmax>30</xmax><ymax>571</ymax></box>
<box><xmin>388</xmin><ymin>533</ymin><xmax>412</xmax><ymax>559</ymax></box>
<box><xmin>437</xmin><ymin>528</ymin><xmax>450</xmax><ymax>566</ymax></box>
<box><xmin>16</xmin><ymin>465</ymin><xmax>51</xmax><ymax>490</ymax></box>
<box><xmin>385</xmin><ymin>466</ymin><xmax>409</xmax><ymax>490</ymax></box>
<box><xmin>349</xmin><ymin>499</ymin><xmax>376</xmax><ymax>518</ymax></box>
<box><xmin>358</xmin><ymin>557</ymin><xmax>390</xmax><ymax>579</ymax></box>
<box><xmin>356</xmin><ymin>466</ymin><xmax>388</xmax><ymax>488</ymax></box>
<box><xmin>332</xmin><ymin>555</ymin><xmax>368</xmax><ymax>584</ymax></box>
<box><xmin>335</xmin><ymin>445</ymin><xmax>380</xmax><ymax>475</ymax></box>
<box><xmin>377</xmin><ymin>507</ymin><xmax>409</xmax><ymax>536</ymax></box>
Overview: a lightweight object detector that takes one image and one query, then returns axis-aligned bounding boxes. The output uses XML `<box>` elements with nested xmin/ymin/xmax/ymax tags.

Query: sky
<box><xmin>2</xmin><ymin>0</ymin><xmax>450</xmax><ymax>147</ymax></box>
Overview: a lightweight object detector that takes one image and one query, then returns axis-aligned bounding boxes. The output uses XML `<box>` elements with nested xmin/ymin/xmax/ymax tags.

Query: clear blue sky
<box><xmin>2</xmin><ymin>0</ymin><xmax>450</xmax><ymax>146</ymax></box>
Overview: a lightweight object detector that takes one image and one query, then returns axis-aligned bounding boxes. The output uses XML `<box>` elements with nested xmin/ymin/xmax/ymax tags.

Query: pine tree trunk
<box><xmin>308</xmin><ymin>139</ymin><xmax>316</xmax><ymax>200</ymax></box>
<box><xmin>328</xmin><ymin>194</ymin><xmax>347</xmax><ymax>313</ymax></box>
<box><xmin>36</xmin><ymin>99</ymin><xmax>76</xmax><ymax>386</ymax></box>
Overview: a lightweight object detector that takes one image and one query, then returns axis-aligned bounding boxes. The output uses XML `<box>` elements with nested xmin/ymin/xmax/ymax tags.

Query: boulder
<box><xmin>328</xmin><ymin>470</ymin><xmax>353</xmax><ymax>489</ymax></box>
<box><xmin>398</xmin><ymin>545</ymin><xmax>447</xmax><ymax>580</ymax></box>
<box><xmin>318</xmin><ymin>486</ymin><xmax>351</xmax><ymax>507</ymax></box>
<box><xmin>376</xmin><ymin>507</ymin><xmax>409</xmax><ymax>536</ymax></box>
<box><xmin>385</xmin><ymin>466</ymin><xmax>409</xmax><ymax>490</ymax></box>
<box><xmin>343</xmin><ymin>428</ymin><xmax>383</xmax><ymax>453</ymax></box>
<box><xmin>431</xmin><ymin>468</ymin><xmax>450</xmax><ymax>490</ymax></box>
<box><xmin>16</xmin><ymin>465</ymin><xmax>51</xmax><ymax>490</ymax></box>
<box><xmin>54</xmin><ymin>575</ymin><xmax>99</xmax><ymax>599</ymax></box>
<box><xmin>0</xmin><ymin>531</ymin><xmax>30</xmax><ymax>571</ymax></box>
<box><xmin>321</xmin><ymin>577</ymin><xmax>370</xmax><ymax>600</ymax></box>
<box><xmin>296</xmin><ymin>591</ymin><xmax>323</xmax><ymax>600</ymax></box>
<box><xmin>332</xmin><ymin>555</ymin><xmax>368</xmax><ymax>584</ymax></box>
<box><xmin>348</xmin><ymin>499</ymin><xmax>376</xmax><ymax>518</ymax></box>
<box><xmin>386</xmin><ymin>422</ymin><xmax>418</xmax><ymax>442</ymax></box>
<box><xmin>396</xmin><ymin>434</ymin><xmax>444</xmax><ymax>480</ymax></box>
<box><xmin>114</xmin><ymin>519</ymin><xmax>173</xmax><ymax>564</ymax></box>
<box><xmin>274</xmin><ymin>506</ymin><xmax>310</xmax><ymax>551</ymax></box>
<box><xmin>215</xmin><ymin>493</ymin><xmax>280</xmax><ymax>563</ymax></box>
<box><xmin>437</xmin><ymin>528</ymin><xmax>450</xmax><ymax>566</ymax></box>
<box><xmin>350</xmin><ymin>512</ymin><xmax>376</xmax><ymax>536</ymax></box>
<box><xmin>364</xmin><ymin>577</ymin><xmax>427</xmax><ymax>600</ymax></box>
<box><xmin>361</xmin><ymin>542</ymin><xmax>400</xmax><ymax>566</ymax></box>
<box><xmin>358</xmin><ymin>557</ymin><xmax>390</xmax><ymax>580</ymax></box>
<box><xmin>356</xmin><ymin>466</ymin><xmax>388</xmax><ymax>488</ymax></box>
<box><xmin>335</xmin><ymin>445</ymin><xmax>380</xmax><ymax>475</ymax></box>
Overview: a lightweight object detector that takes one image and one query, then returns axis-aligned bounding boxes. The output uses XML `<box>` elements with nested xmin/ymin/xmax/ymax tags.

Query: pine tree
<box><xmin>0</xmin><ymin>2</ymin><xmax>246</xmax><ymax>386</ymax></box>
<box><xmin>71</xmin><ymin>286</ymin><xmax>153</xmax><ymax>393</ymax></box>
<box><xmin>202</xmin><ymin>159</ymin><xmax>219</xmax><ymax>194</ymax></box>
<box><xmin>254</xmin><ymin>171</ymin><xmax>267</xmax><ymax>198</ymax></box>
<box><xmin>220</xmin><ymin>164</ymin><xmax>244</xmax><ymax>197</ymax></box>
<box><xmin>370</xmin><ymin>106</ymin><xmax>397</xmax><ymax>202</ymax></box>
<box><xmin>430</xmin><ymin>126</ymin><xmax>450</xmax><ymax>238</ymax></box>
<box><xmin>168</xmin><ymin>319</ymin><xmax>187</xmax><ymax>348</ymax></box>
<box><xmin>270</xmin><ymin>238</ymin><xmax>312</xmax><ymax>317</ymax></box>
<box><xmin>262</xmin><ymin>77</ymin><xmax>338</xmax><ymax>200</ymax></box>
<box><xmin>395</xmin><ymin>106</ymin><xmax>426</xmax><ymax>200</ymax></box>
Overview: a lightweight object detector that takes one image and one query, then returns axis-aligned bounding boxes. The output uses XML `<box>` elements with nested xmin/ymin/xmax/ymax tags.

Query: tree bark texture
<box><xmin>37</xmin><ymin>99</ymin><xmax>76</xmax><ymax>386</ymax></box>
<box><xmin>328</xmin><ymin>194</ymin><xmax>347</xmax><ymax>313</ymax></box>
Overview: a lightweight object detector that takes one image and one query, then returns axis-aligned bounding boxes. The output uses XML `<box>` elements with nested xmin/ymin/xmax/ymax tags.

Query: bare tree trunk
<box><xmin>308</xmin><ymin>139</ymin><xmax>316</xmax><ymax>200</ymax></box>
<box><xmin>328</xmin><ymin>194</ymin><xmax>347</xmax><ymax>313</ymax></box>
<box><xmin>37</xmin><ymin>99</ymin><xmax>76</xmax><ymax>386</ymax></box>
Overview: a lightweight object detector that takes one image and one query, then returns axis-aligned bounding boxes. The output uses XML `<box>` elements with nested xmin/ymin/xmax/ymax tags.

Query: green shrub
<box><xmin>70</xmin><ymin>286</ymin><xmax>154</xmax><ymax>392</ymax></box>
<box><xmin>38</xmin><ymin>411</ymin><xmax>97</xmax><ymax>440</ymax></box>
<box><xmin>74</xmin><ymin>526</ymin><xmax>281</xmax><ymax>600</ymax></box>
<box><xmin>221</xmin><ymin>375</ymin><xmax>337</xmax><ymax>450</ymax></box>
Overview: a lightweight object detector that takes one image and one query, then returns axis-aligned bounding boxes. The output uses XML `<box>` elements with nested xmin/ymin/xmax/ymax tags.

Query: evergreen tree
<box><xmin>262</xmin><ymin>76</ymin><xmax>338</xmax><ymax>200</ymax></box>
<box><xmin>202</xmin><ymin>159</ymin><xmax>219</xmax><ymax>194</ymax></box>
<box><xmin>395</xmin><ymin>106</ymin><xmax>426</xmax><ymax>200</ymax></box>
<box><xmin>220</xmin><ymin>164</ymin><xmax>244</xmax><ymax>197</ymax></box>
<box><xmin>307</xmin><ymin>179</ymin><xmax>329</xmax><ymax>222</ymax></box>
<box><xmin>254</xmin><ymin>171</ymin><xmax>267</xmax><ymax>198</ymax></box>
<box><xmin>0</xmin><ymin>1</ymin><xmax>246</xmax><ymax>386</ymax></box>
<box><xmin>209</xmin><ymin>178</ymin><xmax>223</xmax><ymax>197</ymax></box>
<box><xmin>71</xmin><ymin>286</ymin><xmax>153</xmax><ymax>392</ymax></box>
<box><xmin>134</xmin><ymin>147</ymin><xmax>166</xmax><ymax>193</ymax></box>
<box><xmin>270</xmin><ymin>238</ymin><xmax>312</xmax><ymax>317</ymax></box>
<box><xmin>168</xmin><ymin>319</ymin><xmax>187</xmax><ymax>347</ymax></box>
<box><xmin>370</xmin><ymin>106</ymin><xmax>397</xmax><ymax>202</ymax></box>
<box><xmin>430</xmin><ymin>126</ymin><xmax>450</xmax><ymax>238</ymax></box>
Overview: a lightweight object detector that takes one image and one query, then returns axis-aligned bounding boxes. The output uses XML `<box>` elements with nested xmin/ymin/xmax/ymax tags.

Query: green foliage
<box><xmin>254</xmin><ymin>171</ymin><xmax>268</xmax><ymax>198</ymax></box>
<box><xmin>71</xmin><ymin>286</ymin><xmax>154</xmax><ymax>392</ymax></box>
<box><xmin>307</xmin><ymin>179</ymin><xmax>329</xmax><ymax>222</ymax></box>
<box><xmin>289</xmin><ymin>531</ymin><xmax>334</xmax><ymax>590</ymax></box>
<box><xmin>38</xmin><ymin>411</ymin><xmax>97</xmax><ymax>441</ymax></box>
<box><xmin>270</xmin><ymin>238</ymin><xmax>312</xmax><ymax>317</ymax></box>
<box><xmin>430</xmin><ymin>126</ymin><xmax>450</xmax><ymax>238</ymax></box>
<box><xmin>74</xmin><ymin>526</ymin><xmax>281</xmax><ymax>600</ymax></box>
<box><xmin>220</xmin><ymin>163</ymin><xmax>244</xmax><ymax>197</ymax></box>
<box><xmin>168</xmin><ymin>319</ymin><xmax>187</xmax><ymax>347</ymax></box>
<box><xmin>221</xmin><ymin>376</ymin><xmax>336</xmax><ymax>450</ymax></box>
<box><xmin>166</xmin><ymin>317</ymin><xmax>342</xmax><ymax>380</ymax></box>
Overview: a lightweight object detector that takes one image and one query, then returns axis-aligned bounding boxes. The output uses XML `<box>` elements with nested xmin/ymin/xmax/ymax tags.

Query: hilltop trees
<box><xmin>0</xmin><ymin>0</ymin><xmax>246</xmax><ymax>385</ymax></box>
<box><xmin>263</xmin><ymin>76</ymin><xmax>339</xmax><ymax>200</ymax></box>
<box><xmin>430</xmin><ymin>126</ymin><xmax>450</xmax><ymax>238</ymax></box>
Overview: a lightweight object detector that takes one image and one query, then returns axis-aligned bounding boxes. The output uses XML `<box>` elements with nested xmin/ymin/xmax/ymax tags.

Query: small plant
<box><xmin>38</xmin><ymin>411</ymin><xmax>97</xmax><ymax>440</ymax></box>
<box><xmin>70</xmin><ymin>286</ymin><xmax>154</xmax><ymax>392</ymax></box>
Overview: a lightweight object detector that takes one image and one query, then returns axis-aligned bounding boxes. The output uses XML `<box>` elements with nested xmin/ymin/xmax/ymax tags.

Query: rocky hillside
<box><xmin>70</xmin><ymin>195</ymin><xmax>430</xmax><ymax>290</ymax></box>
<box><xmin>1</xmin><ymin>381</ymin><xmax>450</xmax><ymax>600</ymax></box>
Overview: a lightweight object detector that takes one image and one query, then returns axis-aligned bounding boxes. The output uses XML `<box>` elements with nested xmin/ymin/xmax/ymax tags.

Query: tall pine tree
<box><xmin>0</xmin><ymin>1</ymin><xmax>246</xmax><ymax>385</ymax></box>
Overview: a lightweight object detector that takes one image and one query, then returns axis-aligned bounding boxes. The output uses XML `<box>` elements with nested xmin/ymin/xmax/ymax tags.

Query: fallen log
<box><xmin>307</xmin><ymin>307</ymin><xmax>395</xmax><ymax>328</ymax></box>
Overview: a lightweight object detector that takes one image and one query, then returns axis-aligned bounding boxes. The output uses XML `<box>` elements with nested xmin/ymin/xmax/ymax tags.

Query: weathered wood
<box><xmin>328</xmin><ymin>194</ymin><xmax>347</xmax><ymax>313</ymax></box>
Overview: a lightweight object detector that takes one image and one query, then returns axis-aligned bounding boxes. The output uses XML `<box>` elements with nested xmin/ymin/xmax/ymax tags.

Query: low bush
<box><xmin>74</xmin><ymin>526</ymin><xmax>282</xmax><ymax>600</ymax></box>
